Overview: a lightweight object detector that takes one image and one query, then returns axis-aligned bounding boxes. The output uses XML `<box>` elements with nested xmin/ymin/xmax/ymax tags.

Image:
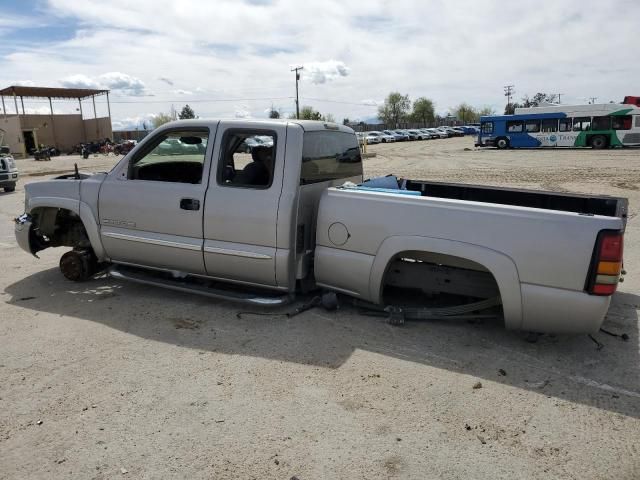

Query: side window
<box><xmin>573</xmin><ymin>117</ymin><xmax>591</xmax><ymax>131</ymax></box>
<box><xmin>541</xmin><ymin>119</ymin><xmax>558</xmax><ymax>132</ymax></box>
<box><xmin>217</xmin><ymin>130</ymin><xmax>276</xmax><ymax>188</ymax></box>
<box><xmin>128</xmin><ymin>129</ymin><xmax>208</xmax><ymax>184</ymax></box>
<box><xmin>506</xmin><ymin>121</ymin><xmax>523</xmax><ymax>133</ymax></box>
<box><xmin>635</xmin><ymin>116</ymin><xmax>640</xmax><ymax>128</ymax></box>
<box><xmin>301</xmin><ymin>131</ymin><xmax>362</xmax><ymax>185</ymax></box>
<box><xmin>612</xmin><ymin>115</ymin><xmax>632</xmax><ymax>130</ymax></box>
<box><xmin>480</xmin><ymin>122</ymin><xmax>493</xmax><ymax>134</ymax></box>
<box><xmin>525</xmin><ymin>120</ymin><xmax>541</xmax><ymax>133</ymax></box>
<box><xmin>591</xmin><ymin>116</ymin><xmax>611</xmax><ymax>131</ymax></box>
<box><xmin>559</xmin><ymin>119</ymin><xmax>572</xmax><ymax>132</ymax></box>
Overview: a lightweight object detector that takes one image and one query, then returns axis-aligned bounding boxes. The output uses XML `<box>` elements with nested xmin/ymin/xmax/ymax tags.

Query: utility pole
<box><xmin>589</xmin><ymin>96</ymin><xmax>598</xmax><ymax>105</ymax></box>
<box><xmin>291</xmin><ymin>66</ymin><xmax>303</xmax><ymax>119</ymax></box>
<box><xmin>504</xmin><ymin>85</ymin><xmax>515</xmax><ymax>110</ymax></box>
<box><xmin>556</xmin><ymin>93</ymin><xmax>563</xmax><ymax>104</ymax></box>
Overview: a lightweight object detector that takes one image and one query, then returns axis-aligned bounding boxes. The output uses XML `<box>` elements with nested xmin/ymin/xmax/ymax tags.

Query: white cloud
<box><xmin>361</xmin><ymin>99</ymin><xmax>383</xmax><ymax>107</ymax></box>
<box><xmin>234</xmin><ymin>105</ymin><xmax>252</xmax><ymax>118</ymax></box>
<box><xmin>111</xmin><ymin>113</ymin><xmax>157</xmax><ymax>131</ymax></box>
<box><xmin>173</xmin><ymin>89</ymin><xmax>193</xmax><ymax>95</ymax></box>
<box><xmin>302</xmin><ymin>60</ymin><xmax>350</xmax><ymax>85</ymax></box>
<box><xmin>60</xmin><ymin>72</ymin><xmax>148</xmax><ymax>96</ymax></box>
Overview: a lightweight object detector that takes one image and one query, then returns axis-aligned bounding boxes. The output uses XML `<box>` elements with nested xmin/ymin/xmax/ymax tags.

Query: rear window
<box><xmin>301</xmin><ymin>131</ymin><xmax>362</xmax><ymax>185</ymax></box>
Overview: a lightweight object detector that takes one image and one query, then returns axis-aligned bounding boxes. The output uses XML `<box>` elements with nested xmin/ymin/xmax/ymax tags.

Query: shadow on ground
<box><xmin>6</xmin><ymin>267</ymin><xmax>640</xmax><ymax>418</ymax></box>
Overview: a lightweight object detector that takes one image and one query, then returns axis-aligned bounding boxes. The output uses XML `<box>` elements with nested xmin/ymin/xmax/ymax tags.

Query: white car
<box><xmin>356</xmin><ymin>132</ymin><xmax>381</xmax><ymax>145</ymax></box>
<box><xmin>407</xmin><ymin>129</ymin><xmax>429</xmax><ymax>140</ymax></box>
<box><xmin>428</xmin><ymin>128</ymin><xmax>448</xmax><ymax>139</ymax></box>
<box><xmin>369</xmin><ymin>131</ymin><xmax>396</xmax><ymax>143</ymax></box>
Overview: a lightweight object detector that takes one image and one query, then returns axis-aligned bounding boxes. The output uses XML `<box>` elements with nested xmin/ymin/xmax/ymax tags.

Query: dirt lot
<box><xmin>1</xmin><ymin>139</ymin><xmax>639</xmax><ymax>479</ymax></box>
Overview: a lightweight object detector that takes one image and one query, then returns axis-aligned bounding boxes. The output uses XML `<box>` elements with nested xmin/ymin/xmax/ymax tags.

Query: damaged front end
<box><xmin>15</xmin><ymin>208</ymin><xmax>91</xmax><ymax>257</ymax></box>
<box><xmin>14</xmin><ymin>213</ymin><xmax>47</xmax><ymax>257</ymax></box>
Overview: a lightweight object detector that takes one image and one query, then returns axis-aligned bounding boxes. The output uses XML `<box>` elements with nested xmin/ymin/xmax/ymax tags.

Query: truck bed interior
<box><xmin>404</xmin><ymin>179</ymin><xmax>627</xmax><ymax>218</ymax></box>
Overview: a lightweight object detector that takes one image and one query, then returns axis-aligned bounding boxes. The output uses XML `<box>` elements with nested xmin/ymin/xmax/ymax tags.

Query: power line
<box><xmin>503</xmin><ymin>85</ymin><xmax>515</xmax><ymax>106</ymax></box>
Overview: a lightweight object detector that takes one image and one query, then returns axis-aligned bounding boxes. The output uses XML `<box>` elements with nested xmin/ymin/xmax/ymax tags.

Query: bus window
<box><xmin>573</xmin><ymin>117</ymin><xmax>591</xmax><ymax>131</ymax></box>
<box><xmin>636</xmin><ymin>116</ymin><xmax>640</xmax><ymax>128</ymax></box>
<box><xmin>591</xmin><ymin>116</ymin><xmax>611</xmax><ymax>131</ymax></box>
<box><xmin>559</xmin><ymin>119</ymin><xmax>572</xmax><ymax>132</ymax></box>
<box><xmin>525</xmin><ymin>120</ymin><xmax>541</xmax><ymax>133</ymax></box>
<box><xmin>480</xmin><ymin>121</ymin><xmax>493</xmax><ymax>134</ymax></box>
<box><xmin>612</xmin><ymin>115</ymin><xmax>632</xmax><ymax>130</ymax></box>
<box><xmin>506</xmin><ymin>121</ymin><xmax>524</xmax><ymax>133</ymax></box>
<box><xmin>541</xmin><ymin>119</ymin><xmax>558</xmax><ymax>132</ymax></box>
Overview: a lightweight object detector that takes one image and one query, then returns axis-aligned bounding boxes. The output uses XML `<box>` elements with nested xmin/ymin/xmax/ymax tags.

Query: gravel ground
<box><xmin>1</xmin><ymin>138</ymin><xmax>639</xmax><ymax>479</ymax></box>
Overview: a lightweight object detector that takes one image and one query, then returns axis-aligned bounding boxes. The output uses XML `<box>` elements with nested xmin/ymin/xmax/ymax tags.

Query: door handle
<box><xmin>180</xmin><ymin>198</ymin><xmax>200</xmax><ymax>211</ymax></box>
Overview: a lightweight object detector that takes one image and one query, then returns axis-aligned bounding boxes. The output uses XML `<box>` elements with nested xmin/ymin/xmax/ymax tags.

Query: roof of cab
<box><xmin>155</xmin><ymin>118</ymin><xmax>354</xmax><ymax>134</ymax></box>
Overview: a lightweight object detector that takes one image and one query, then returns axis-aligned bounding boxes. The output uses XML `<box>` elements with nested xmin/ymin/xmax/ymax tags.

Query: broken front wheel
<box><xmin>59</xmin><ymin>249</ymin><xmax>99</xmax><ymax>282</ymax></box>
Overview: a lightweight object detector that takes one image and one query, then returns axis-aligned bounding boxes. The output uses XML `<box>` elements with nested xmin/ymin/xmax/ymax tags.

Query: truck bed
<box><xmin>404</xmin><ymin>179</ymin><xmax>628</xmax><ymax>221</ymax></box>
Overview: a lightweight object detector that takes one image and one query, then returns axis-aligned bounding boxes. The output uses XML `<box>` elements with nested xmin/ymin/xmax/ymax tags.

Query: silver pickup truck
<box><xmin>14</xmin><ymin>119</ymin><xmax>627</xmax><ymax>333</ymax></box>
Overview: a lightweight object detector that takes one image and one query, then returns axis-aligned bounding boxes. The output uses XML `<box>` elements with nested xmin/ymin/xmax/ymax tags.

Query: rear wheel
<box><xmin>495</xmin><ymin>137</ymin><xmax>510</xmax><ymax>149</ymax></box>
<box><xmin>590</xmin><ymin>135</ymin><xmax>608</xmax><ymax>149</ymax></box>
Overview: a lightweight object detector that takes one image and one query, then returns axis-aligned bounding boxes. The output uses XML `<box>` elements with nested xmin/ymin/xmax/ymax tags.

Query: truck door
<box><xmin>98</xmin><ymin>125</ymin><xmax>216</xmax><ymax>274</ymax></box>
<box><xmin>202</xmin><ymin>122</ymin><xmax>287</xmax><ymax>287</ymax></box>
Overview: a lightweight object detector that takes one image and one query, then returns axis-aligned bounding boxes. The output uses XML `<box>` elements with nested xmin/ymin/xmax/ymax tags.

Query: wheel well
<box><xmin>588</xmin><ymin>134</ymin><xmax>609</xmax><ymax>145</ymax></box>
<box><xmin>381</xmin><ymin>250</ymin><xmax>502</xmax><ymax>306</ymax></box>
<box><xmin>30</xmin><ymin>207</ymin><xmax>91</xmax><ymax>251</ymax></box>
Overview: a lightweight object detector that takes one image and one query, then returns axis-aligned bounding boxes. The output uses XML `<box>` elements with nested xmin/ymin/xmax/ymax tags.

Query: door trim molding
<box><xmin>102</xmin><ymin>231</ymin><xmax>202</xmax><ymax>251</ymax></box>
<box><xmin>203</xmin><ymin>245</ymin><xmax>272</xmax><ymax>260</ymax></box>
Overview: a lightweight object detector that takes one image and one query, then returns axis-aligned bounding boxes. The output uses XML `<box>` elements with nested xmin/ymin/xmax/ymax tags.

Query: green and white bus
<box><xmin>477</xmin><ymin>100</ymin><xmax>640</xmax><ymax>149</ymax></box>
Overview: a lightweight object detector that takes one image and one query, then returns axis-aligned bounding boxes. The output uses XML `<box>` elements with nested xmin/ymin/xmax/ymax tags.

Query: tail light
<box><xmin>586</xmin><ymin>230</ymin><xmax>623</xmax><ymax>296</ymax></box>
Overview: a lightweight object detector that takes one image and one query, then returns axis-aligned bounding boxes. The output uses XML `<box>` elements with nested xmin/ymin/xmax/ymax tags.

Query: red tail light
<box><xmin>586</xmin><ymin>230</ymin><xmax>623</xmax><ymax>296</ymax></box>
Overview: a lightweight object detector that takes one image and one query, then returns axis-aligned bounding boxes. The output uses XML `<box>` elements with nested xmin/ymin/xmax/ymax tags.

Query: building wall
<box><xmin>1</xmin><ymin>114</ymin><xmax>113</xmax><ymax>156</ymax></box>
<box><xmin>0</xmin><ymin>115</ymin><xmax>24</xmax><ymax>157</ymax></box>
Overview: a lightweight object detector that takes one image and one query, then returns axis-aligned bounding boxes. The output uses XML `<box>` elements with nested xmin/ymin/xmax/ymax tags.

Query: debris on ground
<box><xmin>472</xmin><ymin>382</ymin><xmax>483</xmax><ymax>389</ymax></box>
<box><xmin>477</xmin><ymin>435</ymin><xmax>487</xmax><ymax>444</ymax></box>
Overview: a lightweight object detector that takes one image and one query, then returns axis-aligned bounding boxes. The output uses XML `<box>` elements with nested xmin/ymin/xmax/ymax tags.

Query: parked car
<box><xmin>419</xmin><ymin>128</ymin><xmax>439</xmax><ymax>139</ymax></box>
<box><xmin>368</xmin><ymin>131</ymin><xmax>395</xmax><ymax>143</ymax></box>
<box><xmin>0</xmin><ymin>146</ymin><xmax>18</xmax><ymax>192</ymax></box>
<box><xmin>436</xmin><ymin>127</ymin><xmax>456</xmax><ymax>138</ymax></box>
<box><xmin>383</xmin><ymin>130</ymin><xmax>406</xmax><ymax>142</ymax></box>
<box><xmin>461</xmin><ymin>126</ymin><xmax>479</xmax><ymax>135</ymax></box>
<box><xmin>392</xmin><ymin>130</ymin><xmax>411</xmax><ymax>141</ymax></box>
<box><xmin>407</xmin><ymin>129</ymin><xmax>429</xmax><ymax>140</ymax></box>
<box><xmin>14</xmin><ymin>118</ymin><xmax>628</xmax><ymax>335</ymax></box>
<box><xmin>451</xmin><ymin>127</ymin><xmax>466</xmax><ymax>136</ymax></box>
<box><xmin>427</xmin><ymin>128</ymin><xmax>448</xmax><ymax>139</ymax></box>
<box><xmin>356</xmin><ymin>132</ymin><xmax>381</xmax><ymax>145</ymax></box>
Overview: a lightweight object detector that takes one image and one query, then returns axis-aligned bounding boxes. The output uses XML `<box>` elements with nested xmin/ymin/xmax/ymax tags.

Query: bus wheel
<box><xmin>496</xmin><ymin>137</ymin><xmax>509</xmax><ymax>149</ymax></box>
<box><xmin>590</xmin><ymin>135</ymin><xmax>608</xmax><ymax>149</ymax></box>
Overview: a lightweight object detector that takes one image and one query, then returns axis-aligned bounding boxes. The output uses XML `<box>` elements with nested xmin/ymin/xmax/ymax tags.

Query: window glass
<box><xmin>480</xmin><ymin>122</ymin><xmax>493</xmax><ymax>134</ymax></box>
<box><xmin>559</xmin><ymin>119</ymin><xmax>572</xmax><ymax>132</ymax></box>
<box><xmin>591</xmin><ymin>116</ymin><xmax>611</xmax><ymax>131</ymax></box>
<box><xmin>525</xmin><ymin>120</ymin><xmax>541</xmax><ymax>133</ymax></box>
<box><xmin>635</xmin><ymin>116</ymin><xmax>640</xmax><ymax>127</ymax></box>
<box><xmin>541</xmin><ymin>119</ymin><xmax>558</xmax><ymax>132</ymax></box>
<box><xmin>301</xmin><ymin>131</ymin><xmax>362</xmax><ymax>185</ymax></box>
<box><xmin>128</xmin><ymin>130</ymin><xmax>208</xmax><ymax>184</ymax></box>
<box><xmin>217</xmin><ymin>130</ymin><xmax>276</xmax><ymax>188</ymax></box>
<box><xmin>506</xmin><ymin>121</ymin><xmax>524</xmax><ymax>133</ymax></box>
<box><xmin>573</xmin><ymin>117</ymin><xmax>591</xmax><ymax>131</ymax></box>
<box><xmin>612</xmin><ymin>115</ymin><xmax>632</xmax><ymax>130</ymax></box>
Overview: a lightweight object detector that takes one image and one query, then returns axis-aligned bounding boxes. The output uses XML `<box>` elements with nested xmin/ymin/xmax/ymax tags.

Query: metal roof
<box><xmin>0</xmin><ymin>86</ymin><xmax>109</xmax><ymax>99</ymax></box>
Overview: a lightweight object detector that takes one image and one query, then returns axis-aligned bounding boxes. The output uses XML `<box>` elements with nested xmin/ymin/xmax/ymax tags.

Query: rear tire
<box><xmin>496</xmin><ymin>137</ymin><xmax>510</xmax><ymax>149</ymax></box>
<box><xmin>590</xmin><ymin>135</ymin><xmax>608</xmax><ymax>149</ymax></box>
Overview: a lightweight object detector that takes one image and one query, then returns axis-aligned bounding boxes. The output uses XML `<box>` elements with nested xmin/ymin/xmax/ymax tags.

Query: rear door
<box><xmin>98</xmin><ymin>124</ymin><xmax>216</xmax><ymax>274</ymax></box>
<box><xmin>202</xmin><ymin>121</ymin><xmax>287</xmax><ymax>287</ymax></box>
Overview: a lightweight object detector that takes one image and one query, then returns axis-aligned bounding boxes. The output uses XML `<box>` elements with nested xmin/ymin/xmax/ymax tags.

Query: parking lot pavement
<box><xmin>1</xmin><ymin>139</ymin><xmax>639</xmax><ymax>479</ymax></box>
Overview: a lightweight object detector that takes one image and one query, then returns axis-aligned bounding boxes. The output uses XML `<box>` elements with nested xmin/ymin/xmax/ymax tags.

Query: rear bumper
<box><xmin>519</xmin><ymin>283</ymin><xmax>611</xmax><ymax>334</ymax></box>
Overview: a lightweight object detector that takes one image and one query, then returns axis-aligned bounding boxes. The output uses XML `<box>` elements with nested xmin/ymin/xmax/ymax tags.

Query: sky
<box><xmin>0</xmin><ymin>0</ymin><xmax>638</xmax><ymax>129</ymax></box>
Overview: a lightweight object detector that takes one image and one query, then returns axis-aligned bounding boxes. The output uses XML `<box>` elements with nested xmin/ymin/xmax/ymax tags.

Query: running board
<box><xmin>108</xmin><ymin>265</ymin><xmax>293</xmax><ymax>307</ymax></box>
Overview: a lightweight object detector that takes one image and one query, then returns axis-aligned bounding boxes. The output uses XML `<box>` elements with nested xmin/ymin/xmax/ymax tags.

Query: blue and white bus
<box><xmin>476</xmin><ymin>101</ymin><xmax>640</xmax><ymax>149</ymax></box>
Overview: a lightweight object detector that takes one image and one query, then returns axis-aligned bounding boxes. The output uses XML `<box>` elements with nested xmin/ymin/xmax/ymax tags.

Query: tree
<box><xmin>377</xmin><ymin>92</ymin><xmax>411</xmax><ymax>128</ymax></box>
<box><xmin>268</xmin><ymin>107</ymin><xmax>280</xmax><ymax>119</ymax></box>
<box><xmin>322</xmin><ymin>113</ymin><xmax>336</xmax><ymax>123</ymax></box>
<box><xmin>299</xmin><ymin>105</ymin><xmax>323</xmax><ymax>120</ymax></box>
<box><xmin>411</xmin><ymin>97</ymin><xmax>435</xmax><ymax>127</ymax></box>
<box><xmin>178</xmin><ymin>104</ymin><xmax>196</xmax><ymax>119</ymax></box>
<box><xmin>521</xmin><ymin>93</ymin><xmax>558</xmax><ymax>108</ymax></box>
<box><xmin>504</xmin><ymin>102</ymin><xmax>521</xmax><ymax>115</ymax></box>
<box><xmin>477</xmin><ymin>106</ymin><xmax>495</xmax><ymax>117</ymax></box>
<box><xmin>342</xmin><ymin>118</ymin><xmax>350</xmax><ymax>125</ymax></box>
<box><xmin>153</xmin><ymin>112</ymin><xmax>172</xmax><ymax>128</ymax></box>
<box><xmin>454</xmin><ymin>103</ymin><xmax>478</xmax><ymax>124</ymax></box>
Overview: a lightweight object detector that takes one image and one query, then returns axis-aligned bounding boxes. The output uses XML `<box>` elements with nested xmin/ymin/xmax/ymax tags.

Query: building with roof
<box><xmin>0</xmin><ymin>86</ymin><xmax>113</xmax><ymax>157</ymax></box>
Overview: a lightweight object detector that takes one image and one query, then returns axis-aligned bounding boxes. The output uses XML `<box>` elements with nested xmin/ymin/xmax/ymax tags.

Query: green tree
<box><xmin>522</xmin><ymin>93</ymin><xmax>558</xmax><ymax>108</ymax></box>
<box><xmin>178</xmin><ymin>104</ymin><xmax>196</xmax><ymax>119</ymax></box>
<box><xmin>454</xmin><ymin>103</ymin><xmax>479</xmax><ymax>124</ymax></box>
<box><xmin>299</xmin><ymin>105</ymin><xmax>323</xmax><ymax>120</ymax></box>
<box><xmin>342</xmin><ymin>118</ymin><xmax>350</xmax><ymax>125</ymax></box>
<box><xmin>268</xmin><ymin>107</ymin><xmax>280</xmax><ymax>119</ymax></box>
<box><xmin>377</xmin><ymin>92</ymin><xmax>411</xmax><ymax>128</ymax></box>
<box><xmin>477</xmin><ymin>106</ymin><xmax>495</xmax><ymax>117</ymax></box>
<box><xmin>411</xmin><ymin>97</ymin><xmax>435</xmax><ymax>127</ymax></box>
<box><xmin>152</xmin><ymin>112</ymin><xmax>172</xmax><ymax>128</ymax></box>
